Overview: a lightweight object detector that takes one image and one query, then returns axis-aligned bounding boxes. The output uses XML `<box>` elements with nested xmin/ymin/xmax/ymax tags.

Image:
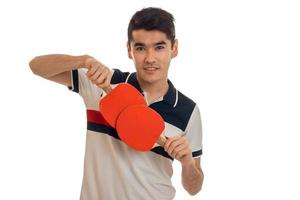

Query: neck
<box><xmin>137</xmin><ymin>78</ymin><xmax>169</xmax><ymax>104</ymax></box>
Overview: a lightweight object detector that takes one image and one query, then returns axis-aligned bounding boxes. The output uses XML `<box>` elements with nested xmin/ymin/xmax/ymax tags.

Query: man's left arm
<box><xmin>164</xmin><ymin>136</ymin><xmax>204</xmax><ymax>195</ymax></box>
<box><xmin>181</xmin><ymin>157</ymin><xmax>203</xmax><ymax>195</ymax></box>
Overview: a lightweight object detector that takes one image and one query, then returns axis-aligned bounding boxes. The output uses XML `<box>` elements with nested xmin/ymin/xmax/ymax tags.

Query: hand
<box><xmin>164</xmin><ymin>135</ymin><xmax>194</xmax><ymax>166</ymax></box>
<box><xmin>84</xmin><ymin>57</ymin><xmax>112</xmax><ymax>89</ymax></box>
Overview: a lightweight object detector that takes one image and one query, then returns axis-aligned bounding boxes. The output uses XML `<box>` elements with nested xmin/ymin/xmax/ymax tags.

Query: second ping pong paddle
<box><xmin>116</xmin><ymin>104</ymin><xmax>167</xmax><ymax>151</ymax></box>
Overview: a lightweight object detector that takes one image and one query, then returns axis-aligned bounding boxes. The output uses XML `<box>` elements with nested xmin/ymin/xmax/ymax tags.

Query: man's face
<box><xmin>127</xmin><ymin>29</ymin><xmax>178</xmax><ymax>85</ymax></box>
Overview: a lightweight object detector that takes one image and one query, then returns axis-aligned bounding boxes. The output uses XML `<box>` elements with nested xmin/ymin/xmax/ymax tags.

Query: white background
<box><xmin>0</xmin><ymin>0</ymin><xmax>299</xmax><ymax>199</ymax></box>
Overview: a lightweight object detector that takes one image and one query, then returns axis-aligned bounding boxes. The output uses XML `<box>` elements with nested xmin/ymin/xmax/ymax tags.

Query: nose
<box><xmin>145</xmin><ymin>49</ymin><xmax>156</xmax><ymax>64</ymax></box>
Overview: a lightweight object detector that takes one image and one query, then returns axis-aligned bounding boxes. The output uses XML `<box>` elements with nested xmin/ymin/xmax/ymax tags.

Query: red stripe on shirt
<box><xmin>87</xmin><ymin>109</ymin><xmax>110</xmax><ymax>126</ymax></box>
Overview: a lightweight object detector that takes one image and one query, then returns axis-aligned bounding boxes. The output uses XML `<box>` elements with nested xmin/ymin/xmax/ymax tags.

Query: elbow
<box><xmin>29</xmin><ymin>57</ymin><xmax>38</xmax><ymax>74</ymax></box>
<box><xmin>184</xmin><ymin>173</ymin><xmax>204</xmax><ymax>196</ymax></box>
<box><xmin>186</xmin><ymin>186</ymin><xmax>202</xmax><ymax>196</ymax></box>
<box><xmin>29</xmin><ymin>57</ymin><xmax>44</xmax><ymax>77</ymax></box>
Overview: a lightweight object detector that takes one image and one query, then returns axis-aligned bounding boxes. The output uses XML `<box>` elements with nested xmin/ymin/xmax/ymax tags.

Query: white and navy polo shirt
<box><xmin>69</xmin><ymin>68</ymin><xmax>203</xmax><ymax>200</ymax></box>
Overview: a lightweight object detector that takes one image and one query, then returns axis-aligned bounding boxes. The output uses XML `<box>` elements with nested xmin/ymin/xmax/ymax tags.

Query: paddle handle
<box><xmin>103</xmin><ymin>85</ymin><xmax>112</xmax><ymax>94</ymax></box>
<box><xmin>156</xmin><ymin>135</ymin><xmax>167</xmax><ymax>147</ymax></box>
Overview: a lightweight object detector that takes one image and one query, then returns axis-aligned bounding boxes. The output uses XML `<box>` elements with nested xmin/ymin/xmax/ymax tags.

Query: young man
<box><xmin>30</xmin><ymin>7</ymin><xmax>203</xmax><ymax>200</ymax></box>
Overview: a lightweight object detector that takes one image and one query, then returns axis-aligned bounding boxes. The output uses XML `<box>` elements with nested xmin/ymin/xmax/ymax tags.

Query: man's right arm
<box><xmin>29</xmin><ymin>54</ymin><xmax>90</xmax><ymax>87</ymax></box>
<box><xmin>29</xmin><ymin>54</ymin><xmax>113</xmax><ymax>91</ymax></box>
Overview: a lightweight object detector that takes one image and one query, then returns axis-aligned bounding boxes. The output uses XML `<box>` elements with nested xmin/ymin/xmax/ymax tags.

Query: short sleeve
<box><xmin>184</xmin><ymin>105</ymin><xmax>203</xmax><ymax>158</ymax></box>
<box><xmin>67</xmin><ymin>68</ymin><xmax>131</xmax><ymax>109</ymax></box>
<box><xmin>68</xmin><ymin>69</ymin><xmax>104</xmax><ymax>108</ymax></box>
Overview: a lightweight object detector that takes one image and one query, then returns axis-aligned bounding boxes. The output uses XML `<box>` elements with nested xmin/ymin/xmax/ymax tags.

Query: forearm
<box><xmin>29</xmin><ymin>54</ymin><xmax>89</xmax><ymax>78</ymax></box>
<box><xmin>181</xmin><ymin>160</ymin><xmax>204</xmax><ymax>195</ymax></box>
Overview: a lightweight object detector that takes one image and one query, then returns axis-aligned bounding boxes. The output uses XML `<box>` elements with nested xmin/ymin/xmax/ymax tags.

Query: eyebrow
<box><xmin>133</xmin><ymin>41</ymin><xmax>167</xmax><ymax>47</ymax></box>
<box><xmin>155</xmin><ymin>41</ymin><xmax>167</xmax><ymax>46</ymax></box>
<box><xmin>133</xmin><ymin>42</ymin><xmax>145</xmax><ymax>47</ymax></box>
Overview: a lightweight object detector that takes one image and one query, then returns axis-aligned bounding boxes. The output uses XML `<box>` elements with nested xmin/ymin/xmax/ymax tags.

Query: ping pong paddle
<box><xmin>116</xmin><ymin>104</ymin><xmax>167</xmax><ymax>151</ymax></box>
<box><xmin>100</xmin><ymin>83</ymin><xmax>167</xmax><ymax>151</ymax></box>
<box><xmin>99</xmin><ymin>83</ymin><xmax>146</xmax><ymax>128</ymax></box>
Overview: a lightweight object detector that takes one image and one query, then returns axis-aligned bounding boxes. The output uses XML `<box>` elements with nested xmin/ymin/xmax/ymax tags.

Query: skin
<box><xmin>29</xmin><ymin>29</ymin><xmax>203</xmax><ymax>195</ymax></box>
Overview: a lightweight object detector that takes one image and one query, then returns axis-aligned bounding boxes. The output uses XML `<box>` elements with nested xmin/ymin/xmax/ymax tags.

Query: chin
<box><xmin>142</xmin><ymin>77</ymin><xmax>158</xmax><ymax>84</ymax></box>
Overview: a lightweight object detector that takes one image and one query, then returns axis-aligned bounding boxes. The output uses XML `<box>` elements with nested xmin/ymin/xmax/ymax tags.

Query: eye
<box><xmin>135</xmin><ymin>46</ymin><xmax>145</xmax><ymax>51</ymax></box>
<box><xmin>155</xmin><ymin>45</ymin><xmax>165</xmax><ymax>50</ymax></box>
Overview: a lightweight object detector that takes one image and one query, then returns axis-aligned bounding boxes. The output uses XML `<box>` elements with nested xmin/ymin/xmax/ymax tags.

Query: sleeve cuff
<box><xmin>192</xmin><ymin>149</ymin><xmax>202</xmax><ymax>158</ymax></box>
<box><xmin>68</xmin><ymin>69</ymin><xmax>79</xmax><ymax>93</ymax></box>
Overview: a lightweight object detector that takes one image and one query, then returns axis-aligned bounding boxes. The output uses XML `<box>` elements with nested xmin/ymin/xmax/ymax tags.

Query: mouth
<box><xmin>144</xmin><ymin>67</ymin><xmax>159</xmax><ymax>71</ymax></box>
<box><xmin>143</xmin><ymin>64</ymin><xmax>160</xmax><ymax>72</ymax></box>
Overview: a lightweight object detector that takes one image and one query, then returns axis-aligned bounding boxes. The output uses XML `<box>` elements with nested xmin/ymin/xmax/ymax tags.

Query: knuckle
<box><xmin>96</xmin><ymin>79</ymin><xmax>102</xmax><ymax>84</ymax></box>
<box><xmin>89</xmin><ymin>75</ymin><xmax>95</xmax><ymax>81</ymax></box>
<box><xmin>170</xmin><ymin>142</ymin><xmax>177</xmax><ymax>149</ymax></box>
<box><xmin>179</xmin><ymin>152</ymin><xmax>184</xmax><ymax>158</ymax></box>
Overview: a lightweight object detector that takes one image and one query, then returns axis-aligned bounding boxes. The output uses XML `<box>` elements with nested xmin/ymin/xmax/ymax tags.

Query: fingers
<box><xmin>88</xmin><ymin>64</ymin><xmax>103</xmax><ymax>81</ymax></box>
<box><xmin>96</xmin><ymin>68</ymin><xmax>110</xmax><ymax>88</ymax></box>
<box><xmin>85</xmin><ymin>57</ymin><xmax>98</xmax><ymax>72</ymax></box>
<box><xmin>86</xmin><ymin>61</ymin><xmax>104</xmax><ymax>78</ymax></box>
<box><xmin>164</xmin><ymin>135</ymin><xmax>181</xmax><ymax>151</ymax></box>
<box><xmin>164</xmin><ymin>136</ymin><xmax>193</xmax><ymax>163</ymax></box>
<box><xmin>102</xmin><ymin>71</ymin><xmax>113</xmax><ymax>89</ymax></box>
<box><xmin>84</xmin><ymin>57</ymin><xmax>112</xmax><ymax>89</ymax></box>
<box><xmin>170</xmin><ymin>143</ymin><xmax>186</xmax><ymax>159</ymax></box>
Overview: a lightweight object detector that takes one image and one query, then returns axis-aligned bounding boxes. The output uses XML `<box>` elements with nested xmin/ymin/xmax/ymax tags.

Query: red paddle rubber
<box><xmin>116</xmin><ymin>104</ymin><xmax>165</xmax><ymax>151</ymax></box>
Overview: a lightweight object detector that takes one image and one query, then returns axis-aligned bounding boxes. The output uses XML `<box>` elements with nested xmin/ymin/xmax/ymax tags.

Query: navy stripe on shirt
<box><xmin>87</xmin><ymin>121</ymin><xmax>173</xmax><ymax>160</ymax></box>
<box><xmin>68</xmin><ymin>69</ymin><xmax>79</xmax><ymax>93</ymax></box>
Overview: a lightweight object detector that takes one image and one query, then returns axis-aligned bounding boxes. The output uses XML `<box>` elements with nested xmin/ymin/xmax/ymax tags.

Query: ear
<box><xmin>171</xmin><ymin>39</ymin><xmax>178</xmax><ymax>58</ymax></box>
<box><xmin>127</xmin><ymin>42</ymin><xmax>133</xmax><ymax>59</ymax></box>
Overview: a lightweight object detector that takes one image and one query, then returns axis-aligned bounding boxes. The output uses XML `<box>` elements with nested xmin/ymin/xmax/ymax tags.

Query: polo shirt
<box><xmin>69</xmin><ymin>68</ymin><xmax>203</xmax><ymax>200</ymax></box>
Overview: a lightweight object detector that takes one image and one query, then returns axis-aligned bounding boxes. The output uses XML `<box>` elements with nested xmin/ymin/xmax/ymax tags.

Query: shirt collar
<box><xmin>127</xmin><ymin>72</ymin><xmax>178</xmax><ymax>107</ymax></box>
